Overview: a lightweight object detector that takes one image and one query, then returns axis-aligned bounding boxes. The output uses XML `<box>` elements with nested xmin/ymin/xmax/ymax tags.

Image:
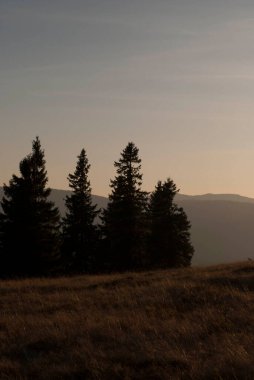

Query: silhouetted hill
<box><xmin>49</xmin><ymin>188</ymin><xmax>108</xmax><ymax>216</ymax></box>
<box><xmin>176</xmin><ymin>193</ymin><xmax>254</xmax><ymax>203</ymax></box>
<box><xmin>178</xmin><ymin>200</ymin><xmax>254</xmax><ymax>265</ymax></box>
<box><xmin>1</xmin><ymin>187</ymin><xmax>254</xmax><ymax>265</ymax></box>
<box><xmin>0</xmin><ymin>187</ymin><xmax>107</xmax><ymax>220</ymax></box>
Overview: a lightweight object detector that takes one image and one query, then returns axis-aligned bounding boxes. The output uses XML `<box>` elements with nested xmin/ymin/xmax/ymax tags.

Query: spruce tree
<box><xmin>102</xmin><ymin>142</ymin><xmax>148</xmax><ymax>271</ymax></box>
<box><xmin>148</xmin><ymin>179</ymin><xmax>194</xmax><ymax>268</ymax></box>
<box><xmin>0</xmin><ymin>137</ymin><xmax>60</xmax><ymax>276</ymax></box>
<box><xmin>62</xmin><ymin>149</ymin><xmax>99</xmax><ymax>272</ymax></box>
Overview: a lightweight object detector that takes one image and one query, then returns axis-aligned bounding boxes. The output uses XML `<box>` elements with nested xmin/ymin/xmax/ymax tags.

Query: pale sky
<box><xmin>2</xmin><ymin>0</ymin><xmax>254</xmax><ymax>197</ymax></box>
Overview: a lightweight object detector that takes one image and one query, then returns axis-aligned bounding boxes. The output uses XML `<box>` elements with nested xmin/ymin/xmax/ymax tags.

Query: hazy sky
<box><xmin>2</xmin><ymin>0</ymin><xmax>254</xmax><ymax>197</ymax></box>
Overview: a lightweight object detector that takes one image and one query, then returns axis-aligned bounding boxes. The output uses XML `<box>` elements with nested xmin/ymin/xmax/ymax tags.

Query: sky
<box><xmin>2</xmin><ymin>0</ymin><xmax>254</xmax><ymax>197</ymax></box>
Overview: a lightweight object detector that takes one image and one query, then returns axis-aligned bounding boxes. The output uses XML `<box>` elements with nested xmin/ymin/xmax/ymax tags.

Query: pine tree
<box><xmin>62</xmin><ymin>149</ymin><xmax>99</xmax><ymax>272</ymax></box>
<box><xmin>101</xmin><ymin>142</ymin><xmax>148</xmax><ymax>271</ymax></box>
<box><xmin>0</xmin><ymin>137</ymin><xmax>60</xmax><ymax>276</ymax></box>
<box><xmin>148</xmin><ymin>179</ymin><xmax>194</xmax><ymax>268</ymax></box>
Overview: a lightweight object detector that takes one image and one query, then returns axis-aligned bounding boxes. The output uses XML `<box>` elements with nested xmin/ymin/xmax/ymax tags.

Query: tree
<box><xmin>147</xmin><ymin>179</ymin><xmax>194</xmax><ymax>268</ymax></box>
<box><xmin>62</xmin><ymin>149</ymin><xmax>99</xmax><ymax>272</ymax></box>
<box><xmin>101</xmin><ymin>142</ymin><xmax>148</xmax><ymax>271</ymax></box>
<box><xmin>0</xmin><ymin>137</ymin><xmax>60</xmax><ymax>276</ymax></box>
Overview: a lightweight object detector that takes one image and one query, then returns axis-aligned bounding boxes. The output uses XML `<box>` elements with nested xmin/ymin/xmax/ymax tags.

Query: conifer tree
<box><xmin>102</xmin><ymin>142</ymin><xmax>148</xmax><ymax>271</ymax></box>
<box><xmin>148</xmin><ymin>179</ymin><xmax>194</xmax><ymax>268</ymax></box>
<box><xmin>0</xmin><ymin>137</ymin><xmax>60</xmax><ymax>276</ymax></box>
<box><xmin>62</xmin><ymin>149</ymin><xmax>99</xmax><ymax>272</ymax></box>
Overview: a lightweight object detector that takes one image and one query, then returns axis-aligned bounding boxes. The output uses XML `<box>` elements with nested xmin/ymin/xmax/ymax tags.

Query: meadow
<box><xmin>1</xmin><ymin>262</ymin><xmax>254</xmax><ymax>379</ymax></box>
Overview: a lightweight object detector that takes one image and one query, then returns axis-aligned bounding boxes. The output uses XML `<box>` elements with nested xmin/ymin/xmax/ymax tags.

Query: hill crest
<box><xmin>1</xmin><ymin>187</ymin><xmax>254</xmax><ymax>266</ymax></box>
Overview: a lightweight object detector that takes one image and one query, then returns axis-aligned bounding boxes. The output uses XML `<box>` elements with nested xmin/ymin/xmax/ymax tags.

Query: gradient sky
<box><xmin>2</xmin><ymin>0</ymin><xmax>254</xmax><ymax>197</ymax></box>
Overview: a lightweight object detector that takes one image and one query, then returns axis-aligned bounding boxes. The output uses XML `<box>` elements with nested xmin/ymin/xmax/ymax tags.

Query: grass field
<box><xmin>1</xmin><ymin>262</ymin><xmax>254</xmax><ymax>379</ymax></box>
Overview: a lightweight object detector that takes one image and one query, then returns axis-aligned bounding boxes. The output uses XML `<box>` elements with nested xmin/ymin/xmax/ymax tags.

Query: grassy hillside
<box><xmin>1</xmin><ymin>262</ymin><xmax>254</xmax><ymax>379</ymax></box>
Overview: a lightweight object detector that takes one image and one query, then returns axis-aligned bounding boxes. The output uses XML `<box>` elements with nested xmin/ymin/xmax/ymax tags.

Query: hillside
<box><xmin>1</xmin><ymin>262</ymin><xmax>254</xmax><ymax>379</ymax></box>
<box><xmin>1</xmin><ymin>187</ymin><xmax>254</xmax><ymax>265</ymax></box>
<box><xmin>176</xmin><ymin>193</ymin><xmax>254</xmax><ymax>203</ymax></box>
<box><xmin>178</xmin><ymin>200</ymin><xmax>254</xmax><ymax>265</ymax></box>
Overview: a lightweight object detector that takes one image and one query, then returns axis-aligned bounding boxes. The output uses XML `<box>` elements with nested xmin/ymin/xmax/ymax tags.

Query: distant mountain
<box><xmin>177</xmin><ymin>200</ymin><xmax>254</xmax><ymax>265</ymax></box>
<box><xmin>175</xmin><ymin>193</ymin><xmax>254</xmax><ymax>203</ymax></box>
<box><xmin>1</xmin><ymin>187</ymin><xmax>254</xmax><ymax>266</ymax></box>
<box><xmin>48</xmin><ymin>189</ymin><xmax>108</xmax><ymax>216</ymax></box>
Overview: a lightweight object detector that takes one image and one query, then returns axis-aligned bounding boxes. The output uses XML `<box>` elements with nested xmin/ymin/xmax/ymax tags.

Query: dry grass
<box><xmin>1</xmin><ymin>262</ymin><xmax>254</xmax><ymax>379</ymax></box>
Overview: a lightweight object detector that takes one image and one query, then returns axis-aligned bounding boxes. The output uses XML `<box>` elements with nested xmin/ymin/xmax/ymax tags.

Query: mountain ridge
<box><xmin>176</xmin><ymin>193</ymin><xmax>254</xmax><ymax>203</ymax></box>
<box><xmin>1</xmin><ymin>187</ymin><xmax>254</xmax><ymax>266</ymax></box>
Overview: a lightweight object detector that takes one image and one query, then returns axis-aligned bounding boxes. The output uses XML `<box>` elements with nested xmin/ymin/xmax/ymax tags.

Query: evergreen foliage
<box><xmin>62</xmin><ymin>149</ymin><xmax>99</xmax><ymax>272</ymax></box>
<box><xmin>0</xmin><ymin>137</ymin><xmax>60</xmax><ymax>276</ymax></box>
<box><xmin>148</xmin><ymin>179</ymin><xmax>194</xmax><ymax>268</ymax></box>
<box><xmin>101</xmin><ymin>142</ymin><xmax>148</xmax><ymax>271</ymax></box>
<box><xmin>0</xmin><ymin>138</ymin><xmax>195</xmax><ymax>276</ymax></box>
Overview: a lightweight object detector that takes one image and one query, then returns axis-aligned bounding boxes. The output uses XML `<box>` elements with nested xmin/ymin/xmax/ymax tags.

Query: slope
<box><xmin>0</xmin><ymin>262</ymin><xmax>254</xmax><ymax>379</ymax></box>
<box><xmin>1</xmin><ymin>187</ymin><xmax>254</xmax><ymax>265</ymax></box>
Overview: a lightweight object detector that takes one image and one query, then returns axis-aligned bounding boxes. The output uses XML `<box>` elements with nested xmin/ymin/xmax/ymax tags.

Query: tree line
<box><xmin>0</xmin><ymin>137</ymin><xmax>194</xmax><ymax>277</ymax></box>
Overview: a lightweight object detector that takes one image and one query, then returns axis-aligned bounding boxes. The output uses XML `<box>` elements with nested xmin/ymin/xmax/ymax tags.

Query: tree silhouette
<box><xmin>101</xmin><ymin>142</ymin><xmax>148</xmax><ymax>271</ymax></box>
<box><xmin>147</xmin><ymin>179</ymin><xmax>194</xmax><ymax>268</ymax></box>
<box><xmin>62</xmin><ymin>149</ymin><xmax>99</xmax><ymax>272</ymax></box>
<box><xmin>0</xmin><ymin>137</ymin><xmax>60</xmax><ymax>276</ymax></box>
